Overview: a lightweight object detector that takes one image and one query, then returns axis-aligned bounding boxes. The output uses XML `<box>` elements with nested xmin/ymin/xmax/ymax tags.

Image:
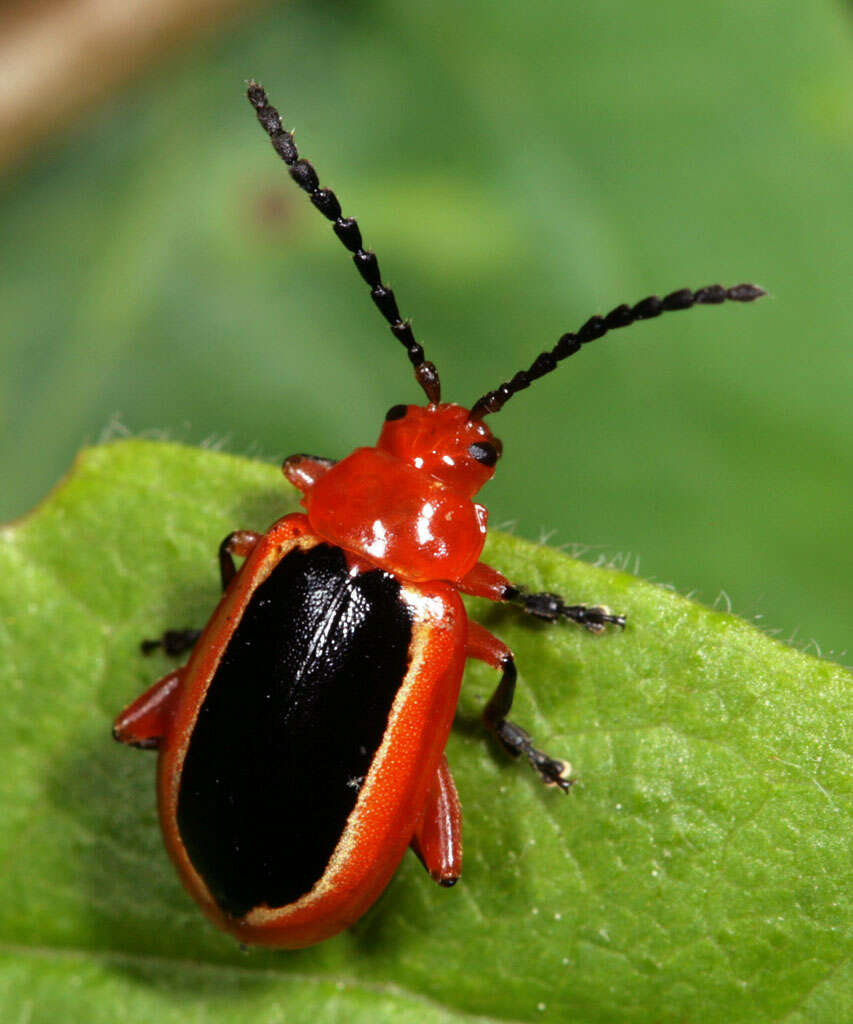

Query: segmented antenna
<box><xmin>470</xmin><ymin>284</ymin><xmax>766</xmax><ymax>417</ymax></box>
<box><xmin>247</xmin><ymin>81</ymin><xmax>440</xmax><ymax>404</ymax></box>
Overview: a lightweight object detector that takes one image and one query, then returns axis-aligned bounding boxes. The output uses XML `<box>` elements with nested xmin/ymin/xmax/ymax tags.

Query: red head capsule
<box><xmin>377</xmin><ymin>403</ymin><xmax>500</xmax><ymax>497</ymax></box>
<box><xmin>112</xmin><ymin>82</ymin><xmax>765</xmax><ymax>948</ymax></box>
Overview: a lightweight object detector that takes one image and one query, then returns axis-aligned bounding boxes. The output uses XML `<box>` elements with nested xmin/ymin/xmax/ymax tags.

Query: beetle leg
<box><xmin>467</xmin><ymin>621</ymin><xmax>572</xmax><ymax>792</ymax></box>
<box><xmin>112</xmin><ymin>668</ymin><xmax>183</xmax><ymax>749</ymax></box>
<box><xmin>410</xmin><ymin>755</ymin><xmax>462</xmax><ymax>886</ymax></box>
<box><xmin>506</xmin><ymin>588</ymin><xmax>625</xmax><ymax>633</ymax></box>
<box><xmin>140</xmin><ymin>628</ymin><xmax>201</xmax><ymax>657</ymax></box>
<box><xmin>459</xmin><ymin>561</ymin><xmax>626</xmax><ymax>633</ymax></box>
<box><xmin>219</xmin><ymin>530</ymin><xmax>263</xmax><ymax>588</ymax></box>
<box><xmin>282</xmin><ymin>454</ymin><xmax>336</xmax><ymax>493</ymax></box>
<box><xmin>139</xmin><ymin>530</ymin><xmax>263</xmax><ymax>655</ymax></box>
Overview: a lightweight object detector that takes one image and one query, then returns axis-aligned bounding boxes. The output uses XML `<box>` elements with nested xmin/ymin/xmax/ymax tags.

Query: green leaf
<box><xmin>0</xmin><ymin>440</ymin><xmax>850</xmax><ymax>1023</ymax></box>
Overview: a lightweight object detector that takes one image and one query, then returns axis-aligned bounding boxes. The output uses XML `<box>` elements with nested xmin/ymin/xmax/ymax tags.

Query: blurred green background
<box><xmin>1</xmin><ymin>0</ymin><xmax>851</xmax><ymax>659</ymax></box>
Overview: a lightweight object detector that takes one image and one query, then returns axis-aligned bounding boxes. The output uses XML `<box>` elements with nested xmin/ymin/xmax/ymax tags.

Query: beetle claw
<box><xmin>541</xmin><ymin>758</ymin><xmax>574</xmax><ymax>792</ymax></box>
<box><xmin>140</xmin><ymin>628</ymin><xmax>202</xmax><ymax>658</ymax></box>
<box><xmin>581</xmin><ymin>605</ymin><xmax>627</xmax><ymax>632</ymax></box>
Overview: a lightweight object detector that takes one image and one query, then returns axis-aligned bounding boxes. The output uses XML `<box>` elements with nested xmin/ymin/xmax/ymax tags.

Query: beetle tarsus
<box><xmin>112</xmin><ymin>726</ymin><xmax>160</xmax><ymax>750</ymax></box>
<box><xmin>140</xmin><ymin>628</ymin><xmax>201</xmax><ymax>657</ymax></box>
<box><xmin>494</xmin><ymin>720</ymin><xmax>573</xmax><ymax>792</ymax></box>
<box><xmin>510</xmin><ymin>589</ymin><xmax>626</xmax><ymax>632</ymax></box>
<box><xmin>480</xmin><ymin>651</ymin><xmax>572</xmax><ymax>791</ymax></box>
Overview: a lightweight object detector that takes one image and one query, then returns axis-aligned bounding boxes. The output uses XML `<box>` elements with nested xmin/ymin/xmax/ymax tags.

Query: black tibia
<box><xmin>504</xmin><ymin>586</ymin><xmax>626</xmax><ymax>634</ymax></box>
<box><xmin>140</xmin><ymin>629</ymin><xmax>201</xmax><ymax>657</ymax></box>
<box><xmin>246</xmin><ymin>81</ymin><xmax>440</xmax><ymax>403</ymax></box>
<box><xmin>483</xmin><ymin>655</ymin><xmax>572</xmax><ymax>792</ymax></box>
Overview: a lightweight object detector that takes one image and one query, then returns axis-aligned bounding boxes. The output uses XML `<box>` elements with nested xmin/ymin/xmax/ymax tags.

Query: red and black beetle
<box><xmin>113</xmin><ymin>82</ymin><xmax>765</xmax><ymax>948</ymax></box>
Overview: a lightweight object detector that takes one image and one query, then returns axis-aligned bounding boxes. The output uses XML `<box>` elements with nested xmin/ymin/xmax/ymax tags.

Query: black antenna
<box><xmin>470</xmin><ymin>284</ymin><xmax>766</xmax><ymax>418</ymax></box>
<box><xmin>247</xmin><ymin>81</ymin><xmax>440</xmax><ymax>404</ymax></box>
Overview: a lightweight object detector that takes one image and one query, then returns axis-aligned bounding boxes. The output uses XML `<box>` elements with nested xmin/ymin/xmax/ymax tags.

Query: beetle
<box><xmin>112</xmin><ymin>81</ymin><xmax>765</xmax><ymax>948</ymax></box>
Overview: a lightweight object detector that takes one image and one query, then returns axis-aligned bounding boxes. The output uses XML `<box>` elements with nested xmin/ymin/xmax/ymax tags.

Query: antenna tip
<box><xmin>728</xmin><ymin>283</ymin><xmax>767</xmax><ymax>302</ymax></box>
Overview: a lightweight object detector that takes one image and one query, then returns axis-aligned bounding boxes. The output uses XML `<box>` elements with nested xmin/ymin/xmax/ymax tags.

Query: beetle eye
<box><xmin>385</xmin><ymin>404</ymin><xmax>407</xmax><ymax>421</ymax></box>
<box><xmin>468</xmin><ymin>441</ymin><xmax>499</xmax><ymax>467</ymax></box>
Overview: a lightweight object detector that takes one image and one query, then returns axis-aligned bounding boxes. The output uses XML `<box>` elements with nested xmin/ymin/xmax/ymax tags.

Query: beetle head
<box><xmin>377</xmin><ymin>403</ymin><xmax>501</xmax><ymax>498</ymax></box>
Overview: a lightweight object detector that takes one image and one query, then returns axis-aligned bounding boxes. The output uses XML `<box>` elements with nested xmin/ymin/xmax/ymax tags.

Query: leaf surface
<box><xmin>0</xmin><ymin>441</ymin><xmax>849</xmax><ymax>1023</ymax></box>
